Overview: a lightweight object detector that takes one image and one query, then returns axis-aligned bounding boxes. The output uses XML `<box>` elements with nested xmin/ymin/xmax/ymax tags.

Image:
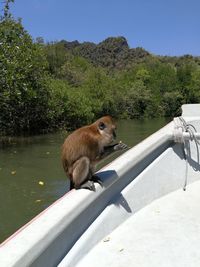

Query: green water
<box><xmin>0</xmin><ymin>118</ymin><xmax>169</xmax><ymax>243</ymax></box>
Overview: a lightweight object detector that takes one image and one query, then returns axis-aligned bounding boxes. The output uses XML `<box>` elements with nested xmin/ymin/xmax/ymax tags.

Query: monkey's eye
<box><xmin>99</xmin><ymin>122</ymin><xmax>106</xmax><ymax>130</ymax></box>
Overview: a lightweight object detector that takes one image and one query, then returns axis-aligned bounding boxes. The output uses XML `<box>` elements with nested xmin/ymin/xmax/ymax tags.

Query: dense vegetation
<box><xmin>1</xmin><ymin>1</ymin><xmax>200</xmax><ymax>136</ymax></box>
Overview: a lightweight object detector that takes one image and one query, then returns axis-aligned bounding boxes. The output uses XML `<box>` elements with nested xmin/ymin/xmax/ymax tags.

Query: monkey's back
<box><xmin>62</xmin><ymin>125</ymin><xmax>101</xmax><ymax>174</ymax></box>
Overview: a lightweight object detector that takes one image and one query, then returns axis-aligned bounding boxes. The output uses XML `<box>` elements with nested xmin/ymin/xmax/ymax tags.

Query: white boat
<box><xmin>0</xmin><ymin>104</ymin><xmax>200</xmax><ymax>267</ymax></box>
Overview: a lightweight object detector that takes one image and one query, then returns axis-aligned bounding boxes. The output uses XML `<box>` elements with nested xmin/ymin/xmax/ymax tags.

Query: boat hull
<box><xmin>0</xmin><ymin>104</ymin><xmax>200</xmax><ymax>267</ymax></box>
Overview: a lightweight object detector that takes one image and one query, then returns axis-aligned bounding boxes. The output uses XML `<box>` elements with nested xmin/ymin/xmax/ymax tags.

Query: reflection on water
<box><xmin>0</xmin><ymin>118</ymin><xmax>169</xmax><ymax>243</ymax></box>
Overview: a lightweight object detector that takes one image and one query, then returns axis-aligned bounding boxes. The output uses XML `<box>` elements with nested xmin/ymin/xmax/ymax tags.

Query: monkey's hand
<box><xmin>113</xmin><ymin>141</ymin><xmax>128</xmax><ymax>151</ymax></box>
<box><xmin>101</xmin><ymin>141</ymin><xmax>128</xmax><ymax>159</ymax></box>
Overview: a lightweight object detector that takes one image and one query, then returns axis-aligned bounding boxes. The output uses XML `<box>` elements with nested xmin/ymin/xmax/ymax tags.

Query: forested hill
<box><xmin>47</xmin><ymin>36</ymin><xmax>200</xmax><ymax>70</ymax></box>
<box><xmin>58</xmin><ymin>37</ymin><xmax>150</xmax><ymax>69</ymax></box>
<box><xmin>1</xmin><ymin>9</ymin><xmax>200</xmax><ymax>136</ymax></box>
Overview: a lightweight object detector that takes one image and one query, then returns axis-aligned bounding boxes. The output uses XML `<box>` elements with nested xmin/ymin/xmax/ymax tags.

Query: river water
<box><xmin>0</xmin><ymin>118</ymin><xmax>169</xmax><ymax>243</ymax></box>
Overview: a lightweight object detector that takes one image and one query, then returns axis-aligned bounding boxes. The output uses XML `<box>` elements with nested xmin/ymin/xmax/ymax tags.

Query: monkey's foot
<box><xmin>80</xmin><ymin>180</ymin><xmax>95</xmax><ymax>191</ymax></box>
<box><xmin>90</xmin><ymin>175</ymin><xmax>103</xmax><ymax>186</ymax></box>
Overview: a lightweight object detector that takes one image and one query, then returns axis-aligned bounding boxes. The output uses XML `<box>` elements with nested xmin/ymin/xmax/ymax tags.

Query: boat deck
<box><xmin>75</xmin><ymin>180</ymin><xmax>200</xmax><ymax>267</ymax></box>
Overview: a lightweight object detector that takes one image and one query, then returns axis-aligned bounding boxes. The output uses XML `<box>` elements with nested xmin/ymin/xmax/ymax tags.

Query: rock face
<box><xmin>60</xmin><ymin>37</ymin><xmax>150</xmax><ymax>69</ymax></box>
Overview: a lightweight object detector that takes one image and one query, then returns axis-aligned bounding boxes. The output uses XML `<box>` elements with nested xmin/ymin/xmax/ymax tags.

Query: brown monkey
<box><xmin>61</xmin><ymin>116</ymin><xmax>127</xmax><ymax>191</ymax></box>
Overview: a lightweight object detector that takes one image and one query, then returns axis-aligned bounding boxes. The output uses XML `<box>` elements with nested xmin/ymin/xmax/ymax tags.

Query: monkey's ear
<box><xmin>98</xmin><ymin>121</ymin><xmax>106</xmax><ymax>130</ymax></box>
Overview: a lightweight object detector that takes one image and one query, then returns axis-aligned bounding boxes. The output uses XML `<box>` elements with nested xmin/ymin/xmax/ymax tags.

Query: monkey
<box><xmin>61</xmin><ymin>116</ymin><xmax>128</xmax><ymax>191</ymax></box>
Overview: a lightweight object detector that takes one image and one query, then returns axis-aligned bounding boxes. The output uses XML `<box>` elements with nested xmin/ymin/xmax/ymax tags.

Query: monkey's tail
<box><xmin>62</xmin><ymin>159</ymin><xmax>73</xmax><ymax>179</ymax></box>
<box><xmin>62</xmin><ymin>160</ymin><xmax>74</xmax><ymax>189</ymax></box>
<box><xmin>62</xmin><ymin>159</ymin><xmax>69</xmax><ymax>174</ymax></box>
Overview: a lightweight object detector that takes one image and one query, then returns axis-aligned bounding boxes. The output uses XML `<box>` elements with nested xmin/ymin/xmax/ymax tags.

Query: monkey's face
<box><xmin>98</xmin><ymin>117</ymin><xmax>117</xmax><ymax>145</ymax></box>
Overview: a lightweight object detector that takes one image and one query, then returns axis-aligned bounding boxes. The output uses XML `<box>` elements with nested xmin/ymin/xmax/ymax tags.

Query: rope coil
<box><xmin>173</xmin><ymin>117</ymin><xmax>200</xmax><ymax>191</ymax></box>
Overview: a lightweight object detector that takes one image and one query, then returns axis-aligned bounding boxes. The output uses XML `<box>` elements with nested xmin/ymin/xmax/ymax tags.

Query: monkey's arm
<box><xmin>101</xmin><ymin>142</ymin><xmax>128</xmax><ymax>158</ymax></box>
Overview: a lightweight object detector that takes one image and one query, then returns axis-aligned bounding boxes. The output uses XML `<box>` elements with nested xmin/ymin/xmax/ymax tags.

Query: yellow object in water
<box><xmin>38</xmin><ymin>181</ymin><xmax>45</xmax><ymax>186</ymax></box>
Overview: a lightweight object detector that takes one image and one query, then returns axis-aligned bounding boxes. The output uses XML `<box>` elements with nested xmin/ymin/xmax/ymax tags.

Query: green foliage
<box><xmin>46</xmin><ymin>79</ymin><xmax>94</xmax><ymax>130</ymax></box>
<box><xmin>64</xmin><ymin>90</ymin><xmax>94</xmax><ymax>128</ymax></box>
<box><xmin>162</xmin><ymin>91</ymin><xmax>184</xmax><ymax>117</ymax></box>
<box><xmin>188</xmin><ymin>68</ymin><xmax>200</xmax><ymax>102</ymax></box>
<box><xmin>0</xmin><ymin>17</ymin><xmax>49</xmax><ymax>135</ymax></box>
<box><xmin>123</xmin><ymin>80</ymin><xmax>155</xmax><ymax>118</ymax></box>
<box><xmin>60</xmin><ymin>56</ymin><xmax>92</xmax><ymax>86</ymax></box>
<box><xmin>44</xmin><ymin>42</ymin><xmax>68</xmax><ymax>77</ymax></box>
<box><xmin>1</xmin><ymin>0</ymin><xmax>14</xmax><ymax>20</ymax></box>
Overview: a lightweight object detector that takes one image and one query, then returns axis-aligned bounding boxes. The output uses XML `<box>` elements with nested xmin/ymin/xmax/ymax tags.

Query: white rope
<box><xmin>173</xmin><ymin>117</ymin><xmax>184</xmax><ymax>143</ymax></box>
<box><xmin>174</xmin><ymin>117</ymin><xmax>200</xmax><ymax>191</ymax></box>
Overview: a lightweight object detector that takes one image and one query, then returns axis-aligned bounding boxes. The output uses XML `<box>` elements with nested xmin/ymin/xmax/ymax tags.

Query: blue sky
<box><xmin>1</xmin><ymin>0</ymin><xmax>200</xmax><ymax>56</ymax></box>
